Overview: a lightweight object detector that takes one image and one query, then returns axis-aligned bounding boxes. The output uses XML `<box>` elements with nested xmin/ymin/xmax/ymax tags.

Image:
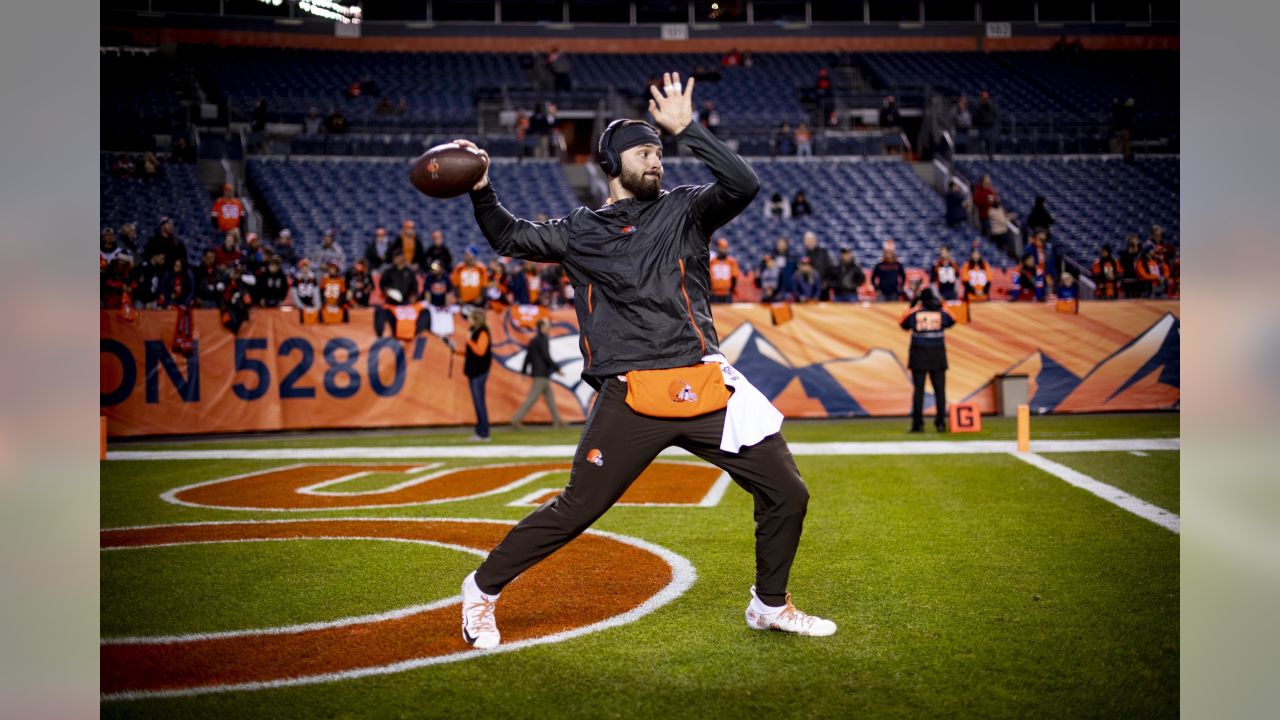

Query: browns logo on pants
<box><xmin>474</xmin><ymin>378</ymin><xmax>808</xmax><ymax>605</ymax></box>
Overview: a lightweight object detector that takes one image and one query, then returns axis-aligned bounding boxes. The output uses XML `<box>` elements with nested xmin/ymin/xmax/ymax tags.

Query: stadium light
<box><xmin>258</xmin><ymin>0</ymin><xmax>362</xmax><ymax>24</ymax></box>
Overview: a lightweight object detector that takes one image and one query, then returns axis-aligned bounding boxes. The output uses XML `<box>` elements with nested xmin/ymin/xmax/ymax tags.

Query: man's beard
<box><xmin>619</xmin><ymin>167</ymin><xmax>661</xmax><ymax>201</ymax></box>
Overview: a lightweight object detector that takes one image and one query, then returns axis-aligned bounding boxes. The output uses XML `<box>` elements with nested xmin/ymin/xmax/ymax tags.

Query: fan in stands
<box><xmin>410</xmin><ymin>143</ymin><xmax>488</xmax><ymax>199</ymax></box>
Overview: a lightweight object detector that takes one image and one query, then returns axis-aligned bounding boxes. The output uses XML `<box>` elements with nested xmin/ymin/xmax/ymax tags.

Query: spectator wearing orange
<box><xmin>931</xmin><ymin>246</ymin><xmax>961</xmax><ymax>301</ymax></box>
<box><xmin>451</xmin><ymin>245</ymin><xmax>490</xmax><ymax>308</ymax></box>
<box><xmin>1091</xmin><ymin>245</ymin><xmax>1121</xmax><ymax>299</ymax></box>
<box><xmin>449</xmin><ymin>310</ymin><xmax>493</xmax><ymax>442</ymax></box>
<box><xmin>211</xmin><ymin>184</ymin><xmax>246</xmax><ymax>234</ymax></box>
<box><xmin>961</xmin><ymin>248</ymin><xmax>991</xmax><ymax>301</ymax></box>
<box><xmin>397</xmin><ymin>220</ymin><xmax>426</xmax><ymax>272</ymax></box>
<box><xmin>319</xmin><ymin>262</ymin><xmax>348</xmax><ymax>322</ymax></box>
<box><xmin>1136</xmin><ymin>247</ymin><xmax>1170</xmax><ymax>298</ymax></box>
<box><xmin>709</xmin><ymin>237</ymin><xmax>741</xmax><ymax>303</ymax></box>
<box><xmin>507</xmin><ymin>261</ymin><xmax>543</xmax><ymax>305</ymax></box>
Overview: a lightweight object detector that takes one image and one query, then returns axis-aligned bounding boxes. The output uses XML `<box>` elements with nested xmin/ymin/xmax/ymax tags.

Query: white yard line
<box><xmin>1013</xmin><ymin>452</ymin><xmax>1180</xmax><ymax>533</ymax></box>
<box><xmin>108</xmin><ymin>438</ymin><xmax>1179</xmax><ymax>461</ymax></box>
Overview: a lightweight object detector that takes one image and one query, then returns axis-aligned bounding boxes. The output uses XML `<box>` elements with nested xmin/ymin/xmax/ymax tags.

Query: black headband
<box><xmin>610</xmin><ymin>124</ymin><xmax>661</xmax><ymax>156</ymax></box>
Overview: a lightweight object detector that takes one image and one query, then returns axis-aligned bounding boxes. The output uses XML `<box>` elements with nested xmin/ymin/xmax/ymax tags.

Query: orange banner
<box><xmin>101</xmin><ymin>301</ymin><xmax>1179</xmax><ymax>437</ymax></box>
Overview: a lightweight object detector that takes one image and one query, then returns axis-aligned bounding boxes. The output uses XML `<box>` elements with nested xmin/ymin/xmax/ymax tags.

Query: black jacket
<box><xmin>523</xmin><ymin>331</ymin><xmax>556</xmax><ymax>378</ymax></box>
<box><xmin>469</xmin><ymin>121</ymin><xmax>759</xmax><ymax>388</ymax></box>
<box><xmin>827</xmin><ymin>261</ymin><xmax>865</xmax><ymax>296</ymax></box>
<box><xmin>901</xmin><ymin>305</ymin><xmax>956</xmax><ymax>370</ymax></box>
<box><xmin>464</xmin><ymin>327</ymin><xmax>492</xmax><ymax>378</ymax></box>
<box><xmin>379</xmin><ymin>265</ymin><xmax>418</xmax><ymax>305</ymax></box>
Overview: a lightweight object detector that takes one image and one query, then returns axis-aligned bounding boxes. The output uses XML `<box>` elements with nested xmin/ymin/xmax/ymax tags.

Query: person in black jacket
<box><xmin>448</xmin><ymin>309</ymin><xmax>492</xmax><ymax>442</ymax></box>
<box><xmin>901</xmin><ymin>288</ymin><xmax>957</xmax><ymax>433</ymax></box>
<box><xmin>509</xmin><ymin>318</ymin><xmax>565</xmax><ymax>430</ymax></box>
<box><xmin>378</xmin><ymin>251</ymin><xmax>418</xmax><ymax>306</ymax></box>
<box><xmin>826</xmin><ymin>246</ymin><xmax>865</xmax><ymax>302</ymax></box>
<box><xmin>451</xmin><ymin>71</ymin><xmax>834</xmax><ymax>650</ymax></box>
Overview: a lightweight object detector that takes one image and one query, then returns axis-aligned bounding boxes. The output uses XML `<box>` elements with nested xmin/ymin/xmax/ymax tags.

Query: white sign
<box><xmin>985</xmin><ymin>22</ymin><xmax>1012</xmax><ymax>39</ymax></box>
<box><xmin>661</xmin><ymin>24</ymin><xmax>689</xmax><ymax>41</ymax></box>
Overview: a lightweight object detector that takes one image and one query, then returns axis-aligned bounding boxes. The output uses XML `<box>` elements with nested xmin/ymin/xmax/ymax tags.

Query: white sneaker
<box><xmin>461</xmin><ymin>571</ymin><xmax>501</xmax><ymax>649</ymax></box>
<box><xmin>744</xmin><ymin>586</ymin><xmax>837</xmax><ymax>637</ymax></box>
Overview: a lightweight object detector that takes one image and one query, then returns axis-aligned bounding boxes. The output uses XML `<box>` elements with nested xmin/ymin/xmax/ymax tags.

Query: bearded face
<box><xmin>618</xmin><ymin>145</ymin><xmax>663</xmax><ymax>201</ymax></box>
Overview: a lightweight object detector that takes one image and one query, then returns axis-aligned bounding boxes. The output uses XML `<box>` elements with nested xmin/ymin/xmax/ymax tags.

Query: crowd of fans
<box><xmin>100</xmin><ymin>208</ymin><xmax>585</xmax><ymax>330</ymax></box>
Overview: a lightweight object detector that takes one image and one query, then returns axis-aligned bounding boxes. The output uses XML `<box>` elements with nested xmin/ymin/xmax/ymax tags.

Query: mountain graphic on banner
<box><xmin>1055</xmin><ymin>313</ymin><xmax>1180</xmax><ymax>412</ymax></box>
<box><xmin>719</xmin><ymin>322</ymin><xmax>915</xmax><ymax>417</ymax></box>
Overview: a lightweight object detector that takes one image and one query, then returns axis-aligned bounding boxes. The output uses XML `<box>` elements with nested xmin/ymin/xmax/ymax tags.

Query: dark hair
<box><xmin>919</xmin><ymin>287</ymin><xmax>942</xmax><ymax>310</ymax></box>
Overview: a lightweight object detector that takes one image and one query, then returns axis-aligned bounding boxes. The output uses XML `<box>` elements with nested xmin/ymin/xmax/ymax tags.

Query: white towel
<box><xmin>702</xmin><ymin>353</ymin><xmax>784</xmax><ymax>454</ymax></box>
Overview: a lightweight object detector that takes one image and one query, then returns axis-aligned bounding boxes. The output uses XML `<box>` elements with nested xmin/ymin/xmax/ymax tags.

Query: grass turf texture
<box><xmin>101</xmin><ymin>416</ymin><xmax>1178</xmax><ymax>719</ymax></box>
<box><xmin>102</xmin><ymin>540</ymin><xmax>474</xmax><ymax>638</ymax></box>
<box><xmin>1041</xmin><ymin>450</ymin><xmax>1180</xmax><ymax>514</ymax></box>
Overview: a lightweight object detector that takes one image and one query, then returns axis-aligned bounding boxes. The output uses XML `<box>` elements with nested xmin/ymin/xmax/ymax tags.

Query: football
<box><xmin>409</xmin><ymin>142</ymin><xmax>487</xmax><ymax>199</ymax></box>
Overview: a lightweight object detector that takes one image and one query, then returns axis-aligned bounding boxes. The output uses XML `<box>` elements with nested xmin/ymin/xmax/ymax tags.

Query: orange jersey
<box><xmin>211</xmin><ymin>197</ymin><xmax>246</xmax><ymax>232</ymax></box>
<box><xmin>512</xmin><ymin>303</ymin><xmax>550</xmax><ymax>329</ymax></box>
<box><xmin>961</xmin><ymin>261</ymin><xmax>990</xmax><ymax>300</ymax></box>
<box><xmin>709</xmin><ymin>256</ymin><xmax>740</xmax><ymax>296</ymax></box>
<box><xmin>451</xmin><ymin>263</ymin><xmax>489</xmax><ymax>304</ymax></box>
<box><xmin>320</xmin><ymin>276</ymin><xmax>347</xmax><ymax>307</ymax></box>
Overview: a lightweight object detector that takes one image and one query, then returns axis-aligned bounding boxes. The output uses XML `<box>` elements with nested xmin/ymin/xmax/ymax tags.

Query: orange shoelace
<box><xmin>467</xmin><ymin>596</ymin><xmax>498</xmax><ymax>635</ymax></box>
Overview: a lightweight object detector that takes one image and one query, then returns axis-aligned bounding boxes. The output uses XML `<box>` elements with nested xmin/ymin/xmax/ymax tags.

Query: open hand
<box><xmin>452</xmin><ymin>138</ymin><xmax>491</xmax><ymax>190</ymax></box>
<box><xmin>648</xmin><ymin>71</ymin><xmax>695</xmax><ymax>135</ymax></box>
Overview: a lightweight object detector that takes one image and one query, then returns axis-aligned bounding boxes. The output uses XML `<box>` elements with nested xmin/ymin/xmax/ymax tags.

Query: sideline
<box><xmin>108</xmin><ymin>438</ymin><xmax>1180</xmax><ymax>461</ymax></box>
<box><xmin>1014</xmin><ymin>452</ymin><xmax>1180</xmax><ymax>533</ymax></box>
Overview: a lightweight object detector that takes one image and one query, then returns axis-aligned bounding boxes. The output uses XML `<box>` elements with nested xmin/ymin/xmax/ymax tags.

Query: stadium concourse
<box><xmin>100</xmin><ymin>2</ymin><xmax>1179</xmax><ymax>718</ymax></box>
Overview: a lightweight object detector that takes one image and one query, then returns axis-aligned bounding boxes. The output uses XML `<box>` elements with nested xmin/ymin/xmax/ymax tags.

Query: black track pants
<box><xmin>474</xmin><ymin>378</ymin><xmax>809</xmax><ymax>604</ymax></box>
<box><xmin>911</xmin><ymin>367</ymin><xmax>947</xmax><ymax>428</ymax></box>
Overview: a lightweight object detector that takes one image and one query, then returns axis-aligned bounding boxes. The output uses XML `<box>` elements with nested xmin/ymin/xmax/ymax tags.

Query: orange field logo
<box><xmin>101</xmin><ymin>518</ymin><xmax>694</xmax><ymax>700</ymax></box>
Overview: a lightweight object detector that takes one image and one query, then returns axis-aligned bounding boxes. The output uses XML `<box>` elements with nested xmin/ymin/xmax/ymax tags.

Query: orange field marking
<box><xmin>164</xmin><ymin>461</ymin><xmax>726</xmax><ymax>511</ymax></box>
<box><xmin>509</xmin><ymin>463</ymin><xmax>730</xmax><ymax>508</ymax></box>
<box><xmin>101</xmin><ymin>518</ymin><xmax>693</xmax><ymax>699</ymax></box>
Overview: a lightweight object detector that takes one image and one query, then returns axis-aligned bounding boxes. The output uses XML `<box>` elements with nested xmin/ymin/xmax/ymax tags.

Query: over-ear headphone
<box><xmin>597</xmin><ymin>119</ymin><xmax>627</xmax><ymax>178</ymax></box>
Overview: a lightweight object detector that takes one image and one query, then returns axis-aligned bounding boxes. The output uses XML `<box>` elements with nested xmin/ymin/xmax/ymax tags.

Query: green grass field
<box><xmin>101</xmin><ymin>414</ymin><xmax>1178</xmax><ymax>719</ymax></box>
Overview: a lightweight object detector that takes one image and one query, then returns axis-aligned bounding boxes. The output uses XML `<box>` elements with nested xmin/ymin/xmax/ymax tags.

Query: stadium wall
<box><xmin>100</xmin><ymin>301</ymin><xmax>1179</xmax><ymax>437</ymax></box>
<box><xmin>103</xmin><ymin>13</ymin><xmax>1177</xmax><ymax>52</ymax></box>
